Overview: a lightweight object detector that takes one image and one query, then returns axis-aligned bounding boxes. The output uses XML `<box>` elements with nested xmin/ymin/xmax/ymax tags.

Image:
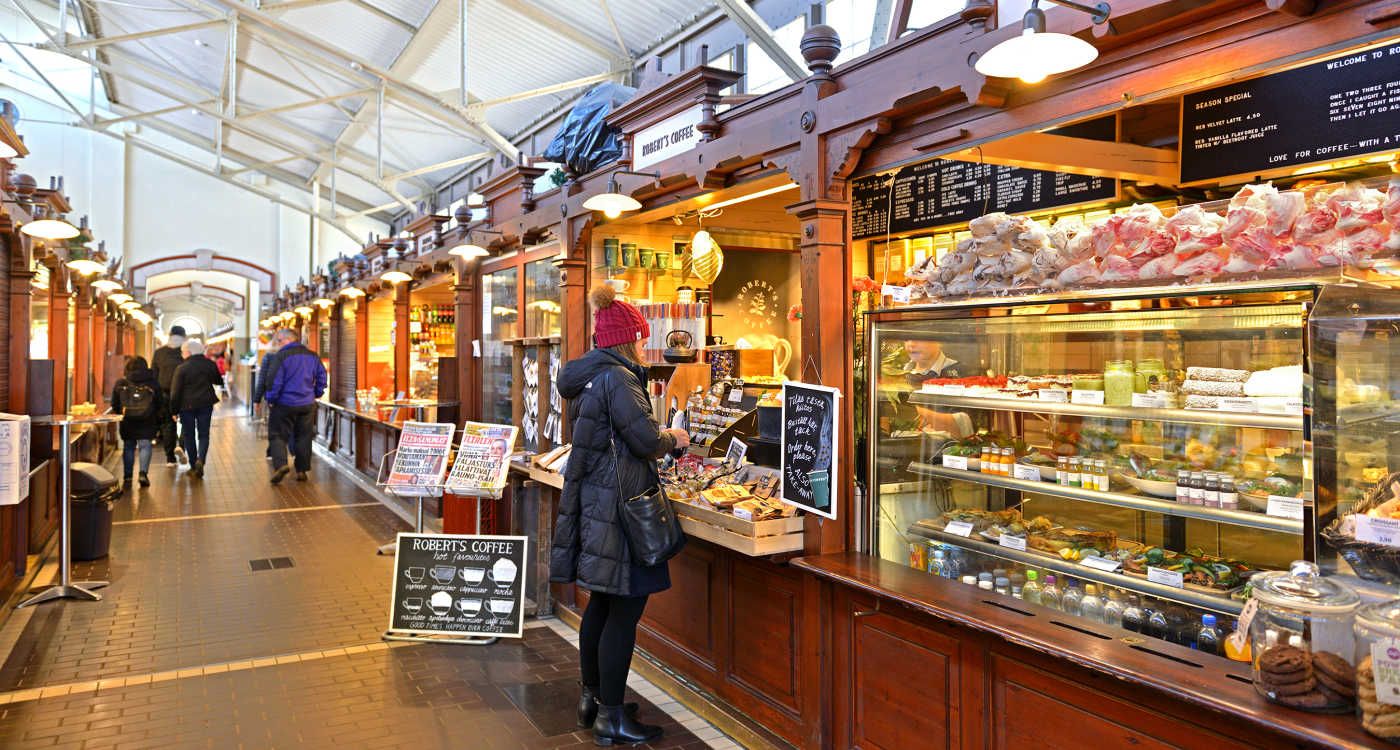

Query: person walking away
<box><xmin>254</xmin><ymin>336</ymin><xmax>288</xmax><ymax>460</ymax></box>
<box><xmin>110</xmin><ymin>356</ymin><xmax>162</xmax><ymax>490</ymax></box>
<box><xmin>550</xmin><ymin>285</ymin><xmax>690</xmax><ymax>746</ymax></box>
<box><xmin>150</xmin><ymin>326</ymin><xmax>187</xmax><ymax>465</ymax></box>
<box><xmin>168</xmin><ymin>339</ymin><xmax>221</xmax><ymax>479</ymax></box>
<box><xmin>211</xmin><ymin>348</ymin><xmax>229</xmax><ymax>398</ymax></box>
<box><xmin>264</xmin><ymin>328</ymin><xmax>327</xmax><ymax>484</ymax></box>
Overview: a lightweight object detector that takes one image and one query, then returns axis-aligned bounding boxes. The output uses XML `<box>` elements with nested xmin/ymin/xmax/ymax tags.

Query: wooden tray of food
<box><xmin>677</xmin><ymin>515</ymin><xmax>804</xmax><ymax>556</ymax></box>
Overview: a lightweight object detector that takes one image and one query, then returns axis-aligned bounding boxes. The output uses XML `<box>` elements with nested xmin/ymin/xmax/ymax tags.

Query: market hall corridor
<box><xmin>0</xmin><ymin>410</ymin><xmax>727</xmax><ymax>749</ymax></box>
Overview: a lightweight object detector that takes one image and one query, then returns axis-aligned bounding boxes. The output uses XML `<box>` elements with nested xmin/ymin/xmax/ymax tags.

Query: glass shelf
<box><xmin>908</xmin><ymin>392</ymin><xmax>1303</xmax><ymax>431</ymax></box>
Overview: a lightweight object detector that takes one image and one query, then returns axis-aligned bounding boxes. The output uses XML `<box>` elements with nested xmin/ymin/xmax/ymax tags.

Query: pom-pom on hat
<box><xmin>590</xmin><ymin>284</ymin><xmax>650</xmax><ymax>349</ymax></box>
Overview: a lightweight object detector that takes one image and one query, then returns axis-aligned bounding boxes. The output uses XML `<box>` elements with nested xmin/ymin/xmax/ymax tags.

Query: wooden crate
<box><xmin>674</xmin><ymin>500</ymin><xmax>804</xmax><ymax>556</ymax></box>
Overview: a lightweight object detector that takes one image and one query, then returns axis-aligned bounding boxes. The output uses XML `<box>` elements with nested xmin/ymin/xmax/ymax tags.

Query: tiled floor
<box><xmin>0</xmin><ymin>406</ymin><xmax>737</xmax><ymax>749</ymax></box>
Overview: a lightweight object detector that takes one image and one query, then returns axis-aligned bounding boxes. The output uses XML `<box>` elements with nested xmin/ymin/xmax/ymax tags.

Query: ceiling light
<box><xmin>91</xmin><ymin>278</ymin><xmax>123</xmax><ymax>293</ymax></box>
<box><xmin>108</xmin><ymin>293</ymin><xmax>133</xmax><ymax>305</ymax></box>
<box><xmin>583</xmin><ymin>170</ymin><xmax>660</xmax><ymax>219</ymax></box>
<box><xmin>0</xmin><ymin>142</ymin><xmax>17</xmax><ymax>159</ymax></box>
<box><xmin>381</xmin><ymin>268</ymin><xmax>412</xmax><ymax>284</ymax></box>
<box><xmin>294</xmin><ymin>305</ymin><xmax>314</xmax><ymax>316</ymax></box>
<box><xmin>66</xmin><ymin>257</ymin><xmax>106</xmax><ymax>277</ymax></box>
<box><xmin>974</xmin><ymin>1</ymin><xmax>1108</xmax><ymax>84</ymax></box>
<box><xmin>130</xmin><ymin>310</ymin><xmax>152</xmax><ymax>325</ymax></box>
<box><xmin>119</xmin><ymin>300</ymin><xmax>141</xmax><ymax>311</ymax></box>
<box><xmin>21</xmin><ymin>218</ymin><xmax>80</xmax><ymax>240</ymax></box>
<box><xmin>313</xmin><ymin>297</ymin><xmax>334</xmax><ymax>309</ymax></box>
<box><xmin>448</xmin><ymin>243</ymin><xmax>489</xmax><ymax>258</ymax></box>
<box><xmin>339</xmin><ymin>287</ymin><xmax>366</xmax><ymax>298</ymax></box>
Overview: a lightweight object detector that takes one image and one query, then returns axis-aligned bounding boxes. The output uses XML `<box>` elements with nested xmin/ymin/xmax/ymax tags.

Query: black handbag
<box><xmin>605</xmin><ymin>372</ymin><xmax>686</xmax><ymax>567</ymax></box>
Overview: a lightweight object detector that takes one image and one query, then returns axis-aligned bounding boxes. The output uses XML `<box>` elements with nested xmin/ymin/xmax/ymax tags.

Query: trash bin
<box><xmin>70</xmin><ymin>462</ymin><xmax>119</xmax><ymax>561</ymax></box>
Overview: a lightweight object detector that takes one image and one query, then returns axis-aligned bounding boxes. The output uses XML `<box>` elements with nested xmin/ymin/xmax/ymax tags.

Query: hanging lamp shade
<box><xmin>583</xmin><ymin>177</ymin><xmax>642</xmax><ymax>219</ymax></box>
<box><xmin>313</xmin><ymin>297</ymin><xmax>334</xmax><ymax>309</ymax></box>
<box><xmin>339</xmin><ymin>287</ymin><xmax>366</xmax><ymax>298</ymax></box>
<box><xmin>108</xmin><ymin>293</ymin><xmax>133</xmax><ymax>305</ymax></box>
<box><xmin>689</xmin><ymin>229</ymin><xmax>724</xmax><ymax>284</ymax></box>
<box><xmin>65</xmin><ymin>256</ymin><xmax>106</xmax><ymax>276</ymax></box>
<box><xmin>380</xmin><ymin>268</ymin><xmax>412</xmax><ymax>284</ymax></box>
<box><xmin>119</xmin><ymin>300</ymin><xmax>141</xmax><ymax>311</ymax></box>
<box><xmin>294</xmin><ymin>305</ymin><xmax>314</xmax><ymax>316</ymax></box>
<box><xmin>91</xmin><ymin>278</ymin><xmax>123</xmax><ymax>293</ymax></box>
<box><xmin>448</xmin><ymin>242</ymin><xmax>489</xmax><ymax>259</ymax></box>
<box><xmin>974</xmin><ymin>7</ymin><xmax>1099</xmax><ymax>84</ymax></box>
<box><xmin>21</xmin><ymin>218</ymin><xmax>80</xmax><ymax>241</ymax></box>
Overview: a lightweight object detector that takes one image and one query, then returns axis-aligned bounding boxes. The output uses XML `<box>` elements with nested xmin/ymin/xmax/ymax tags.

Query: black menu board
<box><xmin>851</xmin><ymin>118</ymin><xmax>1119</xmax><ymax>240</ymax></box>
<box><xmin>388</xmin><ymin>533</ymin><xmax>528</xmax><ymax>638</ymax></box>
<box><xmin>780</xmin><ymin>382</ymin><xmax>840</xmax><ymax>520</ymax></box>
<box><xmin>1181</xmin><ymin>42</ymin><xmax>1400</xmax><ymax>185</ymax></box>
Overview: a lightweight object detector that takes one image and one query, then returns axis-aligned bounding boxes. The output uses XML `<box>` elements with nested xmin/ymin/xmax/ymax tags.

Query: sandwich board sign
<box><xmin>387</xmin><ymin>533</ymin><xmax>528</xmax><ymax>641</ymax></box>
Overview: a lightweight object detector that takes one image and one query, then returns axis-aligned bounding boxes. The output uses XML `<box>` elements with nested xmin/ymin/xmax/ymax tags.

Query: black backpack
<box><xmin>120</xmin><ymin>382</ymin><xmax>157</xmax><ymax>420</ymax></box>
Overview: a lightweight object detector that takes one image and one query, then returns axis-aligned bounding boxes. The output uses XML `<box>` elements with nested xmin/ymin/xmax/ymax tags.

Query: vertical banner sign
<box><xmin>780</xmin><ymin>382</ymin><xmax>840</xmax><ymax>520</ymax></box>
<box><xmin>389</xmin><ymin>533</ymin><xmax>528</xmax><ymax>638</ymax></box>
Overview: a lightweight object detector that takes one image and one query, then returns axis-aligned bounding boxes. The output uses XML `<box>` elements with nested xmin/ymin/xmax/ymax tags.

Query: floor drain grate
<box><xmin>249</xmin><ymin>557</ymin><xmax>295</xmax><ymax>572</ymax></box>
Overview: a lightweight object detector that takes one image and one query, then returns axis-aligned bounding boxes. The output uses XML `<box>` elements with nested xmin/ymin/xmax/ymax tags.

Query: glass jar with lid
<box><xmin>1249</xmin><ymin>561</ymin><xmax>1360</xmax><ymax>713</ymax></box>
<box><xmin>1134</xmin><ymin>358</ymin><xmax>1166</xmax><ymax>394</ymax></box>
<box><xmin>1355</xmin><ymin>600</ymin><xmax>1400</xmax><ymax>740</ymax></box>
<box><xmin>1103</xmin><ymin>360</ymin><xmax>1134</xmax><ymax>406</ymax></box>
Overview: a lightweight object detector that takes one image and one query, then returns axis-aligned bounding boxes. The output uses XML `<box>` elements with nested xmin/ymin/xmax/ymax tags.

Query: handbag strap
<box><xmin>600</xmin><ymin>367</ymin><xmax>659</xmax><ymax>501</ymax></box>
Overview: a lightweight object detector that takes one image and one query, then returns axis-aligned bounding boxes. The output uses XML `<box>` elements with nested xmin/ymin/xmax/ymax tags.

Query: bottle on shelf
<box><xmin>1102</xmin><ymin>590</ymin><xmax>1125</xmax><ymax>628</ymax></box>
<box><xmin>1057</xmin><ymin>457</ymin><xmax>1069</xmax><ymax>486</ymax></box>
<box><xmin>1000</xmin><ymin>447</ymin><xmax>1013</xmax><ymax>476</ymax></box>
<box><xmin>1176</xmin><ymin>470</ymin><xmax>1191</xmax><ymax>504</ymax></box>
<box><xmin>1188</xmin><ymin>471</ymin><xmax>1205</xmax><ymax>505</ymax></box>
<box><xmin>1095</xmin><ymin>459</ymin><xmax>1109</xmax><ymax>492</ymax></box>
<box><xmin>1066</xmin><ymin>458</ymin><xmax>1081</xmax><ymax>488</ymax></box>
<box><xmin>1219</xmin><ymin>475</ymin><xmax>1238</xmax><ymax>510</ymax></box>
<box><xmin>1041</xmin><ymin>575</ymin><xmax>1063</xmax><ymax>611</ymax></box>
<box><xmin>1080</xmin><ymin>584</ymin><xmax>1104</xmax><ymax>623</ymax></box>
<box><xmin>1122</xmin><ymin>595</ymin><xmax>1145</xmax><ymax>633</ymax></box>
<box><xmin>1146</xmin><ymin>603</ymin><xmax>1170</xmax><ymax>640</ymax></box>
<box><xmin>1196</xmin><ymin>614</ymin><xmax>1222</xmax><ymax>655</ymax></box>
<box><xmin>1022</xmin><ymin>570</ymin><xmax>1043</xmax><ymax>606</ymax></box>
<box><xmin>995</xmin><ymin>576</ymin><xmax>1011</xmax><ymax>596</ymax></box>
<box><xmin>980</xmin><ymin>446</ymin><xmax>991</xmax><ymax>473</ymax></box>
<box><xmin>1203</xmin><ymin>472</ymin><xmax>1220</xmax><ymax>509</ymax></box>
<box><xmin>1062</xmin><ymin>579</ymin><xmax>1084</xmax><ymax>616</ymax></box>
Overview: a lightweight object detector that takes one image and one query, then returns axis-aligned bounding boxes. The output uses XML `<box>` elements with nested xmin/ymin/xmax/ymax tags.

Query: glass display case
<box><xmin>865</xmin><ymin>280</ymin><xmax>1398</xmax><ymax>656</ymax></box>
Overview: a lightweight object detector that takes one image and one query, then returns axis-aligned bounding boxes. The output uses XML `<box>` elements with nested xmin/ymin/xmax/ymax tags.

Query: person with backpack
<box><xmin>168</xmin><ymin>339</ymin><xmax>222</xmax><ymax>479</ymax></box>
<box><xmin>110</xmin><ymin>356</ymin><xmax>163</xmax><ymax>489</ymax></box>
<box><xmin>150</xmin><ymin>326</ymin><xmax>187</xmax><ymax>464</ymax></box>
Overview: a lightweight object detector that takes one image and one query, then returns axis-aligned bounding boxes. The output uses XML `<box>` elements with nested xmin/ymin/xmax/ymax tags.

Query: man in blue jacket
<box><xmin>264</xmin><ymin>328</ymin><xmax>327</xmax><ymax>484</ymax></box>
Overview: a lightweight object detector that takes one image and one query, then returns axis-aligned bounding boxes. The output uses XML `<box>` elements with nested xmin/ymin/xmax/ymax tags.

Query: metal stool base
<box><xmin>18</xmin><ymin>581</ymin><xmax>108</xmax><ymax>608</ymax></box>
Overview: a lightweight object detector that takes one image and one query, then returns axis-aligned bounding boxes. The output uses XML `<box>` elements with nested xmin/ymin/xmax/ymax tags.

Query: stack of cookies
<box><xmin>1358</xmin><ymin>656</ymin><xmax>1400</xmax><ymax>740</ymax></box>
<box><xmin>1256</xmin><ymin>644</ymin><xmax>1355</xmax><ymax>711</ymax></box>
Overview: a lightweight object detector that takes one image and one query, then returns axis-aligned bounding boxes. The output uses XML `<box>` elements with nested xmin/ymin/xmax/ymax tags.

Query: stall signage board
<box><xmin>0</xmin><ymin>414</ymin><xmax>30</xmax><ymax>506</ymax></box>
<box><xmin>631</xmin><ymin>106</ymin><xmax>704</xmax><ymax>171</ymax></box>
<box><xmin>389</xmin><ymin>533</ymin><xmax>528</xmax><ymax>638</ymax></box>
<box><xmin>850</xmin><ymin>117</ymin><xmax>1119</xmax><ymax>240</ymax></box>
<box><xmin>780</xmin><ymin>382</ymin><xmax>841</xmax><ymax>520</ymax></box>
<box><xmin>1181</xmin><ymin>42</ymin><xmax>1400</xmax><ymax>184</ymax></box>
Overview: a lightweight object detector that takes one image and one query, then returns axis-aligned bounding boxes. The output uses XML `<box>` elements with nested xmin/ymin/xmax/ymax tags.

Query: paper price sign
<box><xmin>1012</xmin><ymin>464</ymin><xmax>1041</xmax><ymax>482</ymax></box>
<box><xmin>1217</xmin><ymin>397</ymin><xmax>1257</xmax><ymax>413</ymax></box>
<box><xmin>1071</xmin><ymin>390</ymin><xmax>1105</xmax><ymax>405</ymax></box>
<box><xmin>1038</xmin><ymin>389</ymin><xmax>1068</xmax><ymax>403</ymax></box>
<box><xmin>728</xmin><ymin>383</ymin><xmax>745</xmax><ymax>403</ymax></box>
<box><xmin>1372</xmin><ymin>638</ymin><xmax>1400</xmax><ymax>707</ymax></box>
<box><xmin>1147</xmin><ymin>566</ymin><xmax>1185</xmax><ymax>588</ymax></box>
<box><xmin>881</xmin><ymin>284</ymin><xmax>913</xmax><ymax>304</ymax></box>
<box><xmin>1355</xmin><ymin>515</ymin><xmax>1400</xmax><ymax>548</ymax></box>
<box><xmin>942</xmin><ymin>455</ymin><xmax>969</xmax><ymax>471</ymax></box>
<box><xmin>944</xmin><ymin>521</ymin><xmax>975</xmax><ymax>538</ymax></box>
<box><xmin>1131</xmin><ymin>393</ymin><xmax>1168</xmax><ymax>408</ymax></box>
<box><xmin>1080</xmin><ymin>556</ymin><xmax>1122</xmax><ymax>573</ymax></box>
<box><xmin>1266</xmin><ymin>495</ymin><xmax>1305</xmax><ymax>521</ymax></box>
<box><xmin>999</xmin><ymin>534</ymin><xmax>1027</xmax><ymax>551</ymax></box>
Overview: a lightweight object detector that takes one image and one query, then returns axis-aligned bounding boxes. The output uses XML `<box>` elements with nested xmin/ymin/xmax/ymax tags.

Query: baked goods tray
<box><xmin>910</xmin><ymin>521</ymin><xmax>1244</xmax><ymax>615</ymax></box>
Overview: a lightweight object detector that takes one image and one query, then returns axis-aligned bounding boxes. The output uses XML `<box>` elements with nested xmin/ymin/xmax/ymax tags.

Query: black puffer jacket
<box><xmin>169</xmin><ymin>356</ymin><xmax>223</xmax><ymax>413</ymax></box>
<box><xmin>550</xmin><ymin>349</ymin><xmax>678</xmax><ymax>597</ymax></box>
<box><xmin>111</xmin><ymin>366</ymin><xmax>163</xmax><ymax>441</ymax></box>
<box><xmin>150</xmin><ymin>345</ymin><xmax>184</xmax><ymax>392</ymax></box>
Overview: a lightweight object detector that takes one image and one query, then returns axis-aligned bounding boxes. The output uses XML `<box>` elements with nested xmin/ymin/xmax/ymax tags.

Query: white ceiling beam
<box><xmin>713</xmin><ymin>0</ymin><xmax>806</xmax><ymax>82</ymax></box>
<box><xmin>461</xmin><ymin>70</ymin><xmax>621</xmax><ymax>114</ymax></box>
<box><xmin>348</xmin><ymin>0</ymin><xmax>417</xmax><ymax>34</ymax></box>
<box><xmin>505</xmin><ymin>1</ymin><xmax>629</xmax><ymax>66</ymax></box>
<box><xmin>383</xmin><ymin>151</ymin><xmax>491</xmax><ymax>182</ymax></box>
<box><xmin>41</xmin><ymin>18</ymin><xmax>226</xmax><ymax>52</ymax></box>
<box><xmin>224</xmin><ymin>154</ymin><xmax>307</xmax><ymax>175</ymax></box>
<box><xmin>95</xmin><ymin>99</ymin><xmax>217</xmax><ymax>127</ymax></box>
<box><xmin>596</xmin><ymin>0</ymin><xmax>632</xmax><ymax>58</ymax></box>
<box><xmin>341</xmin><ymin>198</ymin><xmax>402</xmax><ymax>218</ymax></box>
<box><xmin>236</xmin><ymin>86</ymin><xmax>375</xmax><ymax>120</ymax></box>
<box><xmin>260</xmin><ymin>0</ymin><xmax>343</xmax><ymax>10</ymax></box>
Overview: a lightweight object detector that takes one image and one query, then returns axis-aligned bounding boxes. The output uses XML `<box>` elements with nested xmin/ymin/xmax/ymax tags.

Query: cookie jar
<box><xmin>1354</xmin><ymin>600</ymin><xmax>1400</xmax><ymax>741</ymax></box>
<box><xmin>1249</xmin><ymin>560</ymin><xmax>1360</xmax><ymax>712</ymax></box>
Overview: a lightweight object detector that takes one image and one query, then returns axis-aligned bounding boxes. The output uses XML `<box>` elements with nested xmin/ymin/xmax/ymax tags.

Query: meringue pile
<box><xmin>905</xmin><ymin>178</ymin><xmax>1400</xmax><ymax>298</ymax></box>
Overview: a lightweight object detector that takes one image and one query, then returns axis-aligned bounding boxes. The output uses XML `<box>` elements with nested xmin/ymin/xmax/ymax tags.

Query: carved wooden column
<box><xmin>72</xmin><ymin>279</ymin><xmax>92</xmax><ymax>405</ymax></box>
<box><xmin>393</xmin><ymin>282</ymin><xmax>410</xmax><ymax>397</ymax></box>
<box><xmin>355</xmin><ymin>295</ymin><xmax>369</xmax><ymax>391</ymax></box>
<box><xmin>453</xmin><ymin>263</ymin><xmax>480</xmax><ymax>422</ymax></box>
<box><xmin>91</xmin><ymin>298</ymin><xmax>107</xmax><ymax>406</ymax></box>
<box><xmin>7</xmin><ymin>232</ymin><xmax>31</xmax><ymax>415</ymax></box>
<box><xmin>305</xmin><ymin>308</ymin><xmax>320</xmax><ymax>355</ymax></box>
<box><xmin>48</xmin><ymin>264</ymin><xmax>69</xmax><ymax>412</ymax></box>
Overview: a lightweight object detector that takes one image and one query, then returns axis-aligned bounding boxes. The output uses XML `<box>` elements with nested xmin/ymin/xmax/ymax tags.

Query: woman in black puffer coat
<box><xmin>551</xmin><ymin>285</ymin><xmax>689</xmax><ymax>746</ymax></box>
<box><xmin>111</xmin><ymin>356</ymin><xmax>164</xmax><ymax>488</ymax></box>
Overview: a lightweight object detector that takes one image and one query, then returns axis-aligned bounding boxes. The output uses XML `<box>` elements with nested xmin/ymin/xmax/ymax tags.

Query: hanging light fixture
<box><xmin>380</xmin><ymin>266</ymin><xmax>413</xmax><ymax>284</ymax></box>
<box><xmin>339</xmin><ymin>286</ymin><xmax>366</xmax><ymax>299</ymax></box>
<box><xmin>689</xmin><ymin>228</ymin><xmax>724</xmax><ymax>284</ymax></box>
<box><xmin>313</xmin><ymin>296</ymin><xmax>334</xmax><ymax>309</ymax></box>
<box><xmin>108</xmin><ymin>292</ymin><xmax>134</xmax><ymax>306</ymax></box>
<box><xmin>21</xmin><ymin>217</ymin><xmax>80</xmax><ymax>241</ymax></box>
<box><xmin>448</xmin><ymin>229</ymin><xmax>501</xmax><ymax>259</ymax></box>
<box><xmin>583</xmin><ymin>169</ymin><xmax>661</xmax><ymax>219</ymax></box>
<box><xmin>294</xmin><ymin>304</ymin><xmax>314</xmax><ymax>316</ymax></box>
<box><xmin>129</xmin><ymin>310</ymin><xmax>152</xmax><ymax>325</ymax></box>
<box><xmin>91</xmin><ymin>278</ymin><xmax>123</xmax><ymax>294</ymax></box>
<box><xmin>974</xmin><ymin>0</ymin><xmax>1109</xmax><ymax>84</ymax></box>
<box><xmin>119</xmin><ymin>300</ymin><xmax>141</xmax><ymax>311</ymax></box>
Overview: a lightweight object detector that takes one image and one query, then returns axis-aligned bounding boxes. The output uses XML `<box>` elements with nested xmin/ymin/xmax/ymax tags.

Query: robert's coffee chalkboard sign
<box><xmin>1181</xmin><ymin>42</ymin><xmax>1400</xmax><ymax>185</ymax></box>
<box><xmin>780</xmin><ymin>382</ymin><xmax>840</xmax><ymax>520</ymax></box>
<box><xmin>851</xmin><ymin>117</ymin><xmax>1119</xmax><ymax>240</ymax></box>
<box><xmin>388</xmin><ymin>533</ymin><xmax>528</xmax><ymax>638</ymax></box>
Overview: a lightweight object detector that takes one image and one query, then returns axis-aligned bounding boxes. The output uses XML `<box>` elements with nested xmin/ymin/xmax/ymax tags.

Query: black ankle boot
<box><xmin>577</xmin><ymin>684</ymin><xmax>640</xmax><ymax>728</ymax></box>
<box><xmin>592</xmin><ymin>703</ymin><xmax>662</xmax><ymax>746</ymax></box>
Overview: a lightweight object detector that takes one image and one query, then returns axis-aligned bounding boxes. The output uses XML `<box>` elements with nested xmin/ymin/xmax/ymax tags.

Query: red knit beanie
<box><xmin>590</xmin><ymin>285</ymin><xmax>649</xmax><ymax>349</ymax></box>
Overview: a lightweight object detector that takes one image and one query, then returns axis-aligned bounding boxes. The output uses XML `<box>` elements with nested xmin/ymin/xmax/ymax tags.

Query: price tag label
<box><xmin>1371</xmin><ymin>637</ymin><xmax>1400</xmax><ymax>707</ymax></box>
<box><xmin>1131</xmin><ymin>393</ymin><xmax>1168</xmax><ymax>408</ymax></box>
<box><xmin>1217</xmin><ymin>397</ymin><xmax>1257</xmax><ymax>413</ymax></box>
<box><xmin>1285</xmin><ymin>398</ymin><xmax>1304</xmax><ymax>414</ymax></box>
<box><xmin>881</xmin><ymin>284</ymin><xmax>913</xmax><ymax>303</ymax></box>
<box><xmin>944</xmin><ymin>520</ymin><xmax>974</xmax><ymax>538</ymax></box>
<box><xmin>1355</xmin><ymin>515</ymin><xmax>1400</xmax><ymax>547</ymax></box>
<box><xmin>1012</xmin><ymin>463</ymin><xmax>1041</xmax><ymax>482</ymax></box>
<box><xmin>1038</xmin><ymin>389</ymin><xmax>1069</xmax><ymax>403</ymax></box>
<box><xmin>1080</xmin><ymin>556</ymin><xmax>1122</xmax><ymax>573</ymax></box>
<box><xmin>1147</xmin><ymin>566</ymin><xmax>1185</xmax><ymax>588</ymax></box>
<box><xmin>999</xmin><ymin>534</ymin><xmax>1027</xmax><ymax>551</ymax></box>
<box><xmin>727</xmin><ymin>383</ymin><xmax>745</xmax><ymax>403</ymax></box>
<box><xmin>1266</xmin><ymin>495</ymin><xmax>1305</xmax><ymax>520</ymax></box>
<box><xmin>1227</xmin><ymin>598</ymin><xmax>1260</xmax><ymax>654</ymax></box>
<box><xmin>941</xmin><ymin>455</ymin><xmax>969</xmax><ymax>471</ymax></box>
<box><xmin>1071</xmin><ymin>389</ymin><xmax>1105</xmax><ymax>405</ymax></box>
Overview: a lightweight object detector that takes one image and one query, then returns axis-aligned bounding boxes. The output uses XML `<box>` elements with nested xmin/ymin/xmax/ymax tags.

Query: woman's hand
<box><xmin>664</xmin><ymin>428</ymin><xmax>690</xmax><ymax>449</ymax></box>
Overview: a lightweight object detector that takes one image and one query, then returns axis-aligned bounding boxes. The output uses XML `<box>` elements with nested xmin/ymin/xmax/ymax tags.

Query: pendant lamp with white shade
<box><xmin>974</xmin><ymin>0</ymin><xmax>1110</xmax><ymax>84</ymax></box>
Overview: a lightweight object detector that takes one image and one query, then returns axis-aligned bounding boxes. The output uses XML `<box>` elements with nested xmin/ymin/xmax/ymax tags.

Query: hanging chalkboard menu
<box><xmin>388</xmin><ymin>533</ymin><xmax>528</xmax><ymax>639</ymax></box>
<box><xmin>1181</xmin><ymin>42</ymin><xmax>1400</xmax><ymax>185</ymax></box>
<box><xmin>851</xmin><ymin>118</ymin><xmax>1120</xmax><ymax>240</ymax></box>
<box><xmin>780</xmin><ymin>382</ymin><xmax>840</xmax><ymax>520</ymax></box>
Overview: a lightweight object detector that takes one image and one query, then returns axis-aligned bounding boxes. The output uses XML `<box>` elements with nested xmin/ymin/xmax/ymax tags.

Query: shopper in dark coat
<box><xmin>263</xmin><ymin>328</ymin><xmax>327</xmax><ymax>485</ymax></box>
<box><xmin>550</xmin><ymin>285</ymin><xmax>689</xmax><ymax>746</ymax></box>
<box><xmin>150</xmin><ymin>325</ymin><xmax>187</xmax><ymax>464</ymax></box>
<box><xmin>110</xmin><ymin>356</ymin><xmax>163</xmax><ymax>488</ymax></box>
<box><xmin>168</xmin><ymin>339</ymin><xmax>221</xmax><ymax>479</ymax></box>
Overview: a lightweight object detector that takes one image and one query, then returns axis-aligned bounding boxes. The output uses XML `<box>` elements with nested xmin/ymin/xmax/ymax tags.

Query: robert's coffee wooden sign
<box><xmin>388</xmin><ymin>533</ymin><xmax>528</xmax><ymax>638</ymax></box>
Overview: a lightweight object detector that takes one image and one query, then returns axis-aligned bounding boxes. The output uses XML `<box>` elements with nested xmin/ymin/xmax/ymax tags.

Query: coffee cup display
<box><xmin>429</xmin><ymin>565</ymin><xmax>457</xmax><ymax>585</ymax></box>
<box><xmin>489</xmin><ymin>558</ymin><xmax>518</xmax><ymax>586</ymax></box>
<box><xmin>460</xmin><ymin>567</ymin><xmax>486</xmax><ymax>586</ymax></box>
<box><xmin>429</xmin><ymin>591</ymin><xmax>453</xmax><ymax>616</ymax></box>
<box><xmin>403</xmin><ymin>597</ymin><xmax>423</xmax><ymax>614</ymax></box>
<box><xmin>404</xmin><ymin>567</ymin><xmax>425</xmax><ymax>584</ymax></box>
<box><xmin>489</xmin><ymin>598</ymin><xmax>515</xmax><ymax>620</ymax></box>
<box><xmin>457</xmin><ymin>598</ymin><xmax>483</xmax><ymax>616</ymax></box>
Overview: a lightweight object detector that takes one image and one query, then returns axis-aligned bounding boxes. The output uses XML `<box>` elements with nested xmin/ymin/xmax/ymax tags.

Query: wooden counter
<box><xmin>794</xmin><ymin>552</ymin><xmax>1379</xmax><ymax>750</ymax></box>
<box><xmin>315</xmin><ymin>401</ymin><xmax>401</xmax><ymax>477</ymax></box>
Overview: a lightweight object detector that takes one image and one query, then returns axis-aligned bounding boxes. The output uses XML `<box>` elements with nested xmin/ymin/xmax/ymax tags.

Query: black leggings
<box><xmin>579</xmin><ymin>592</ymin><xmax>649</xmax><ymax>706</ymax></box>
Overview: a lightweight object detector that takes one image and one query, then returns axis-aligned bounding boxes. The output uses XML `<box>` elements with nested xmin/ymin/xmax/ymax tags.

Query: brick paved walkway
<box><xmin>0</xmin><ymin>407</ymin><xmax>731</xmax><ymax>750</ymax></box>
